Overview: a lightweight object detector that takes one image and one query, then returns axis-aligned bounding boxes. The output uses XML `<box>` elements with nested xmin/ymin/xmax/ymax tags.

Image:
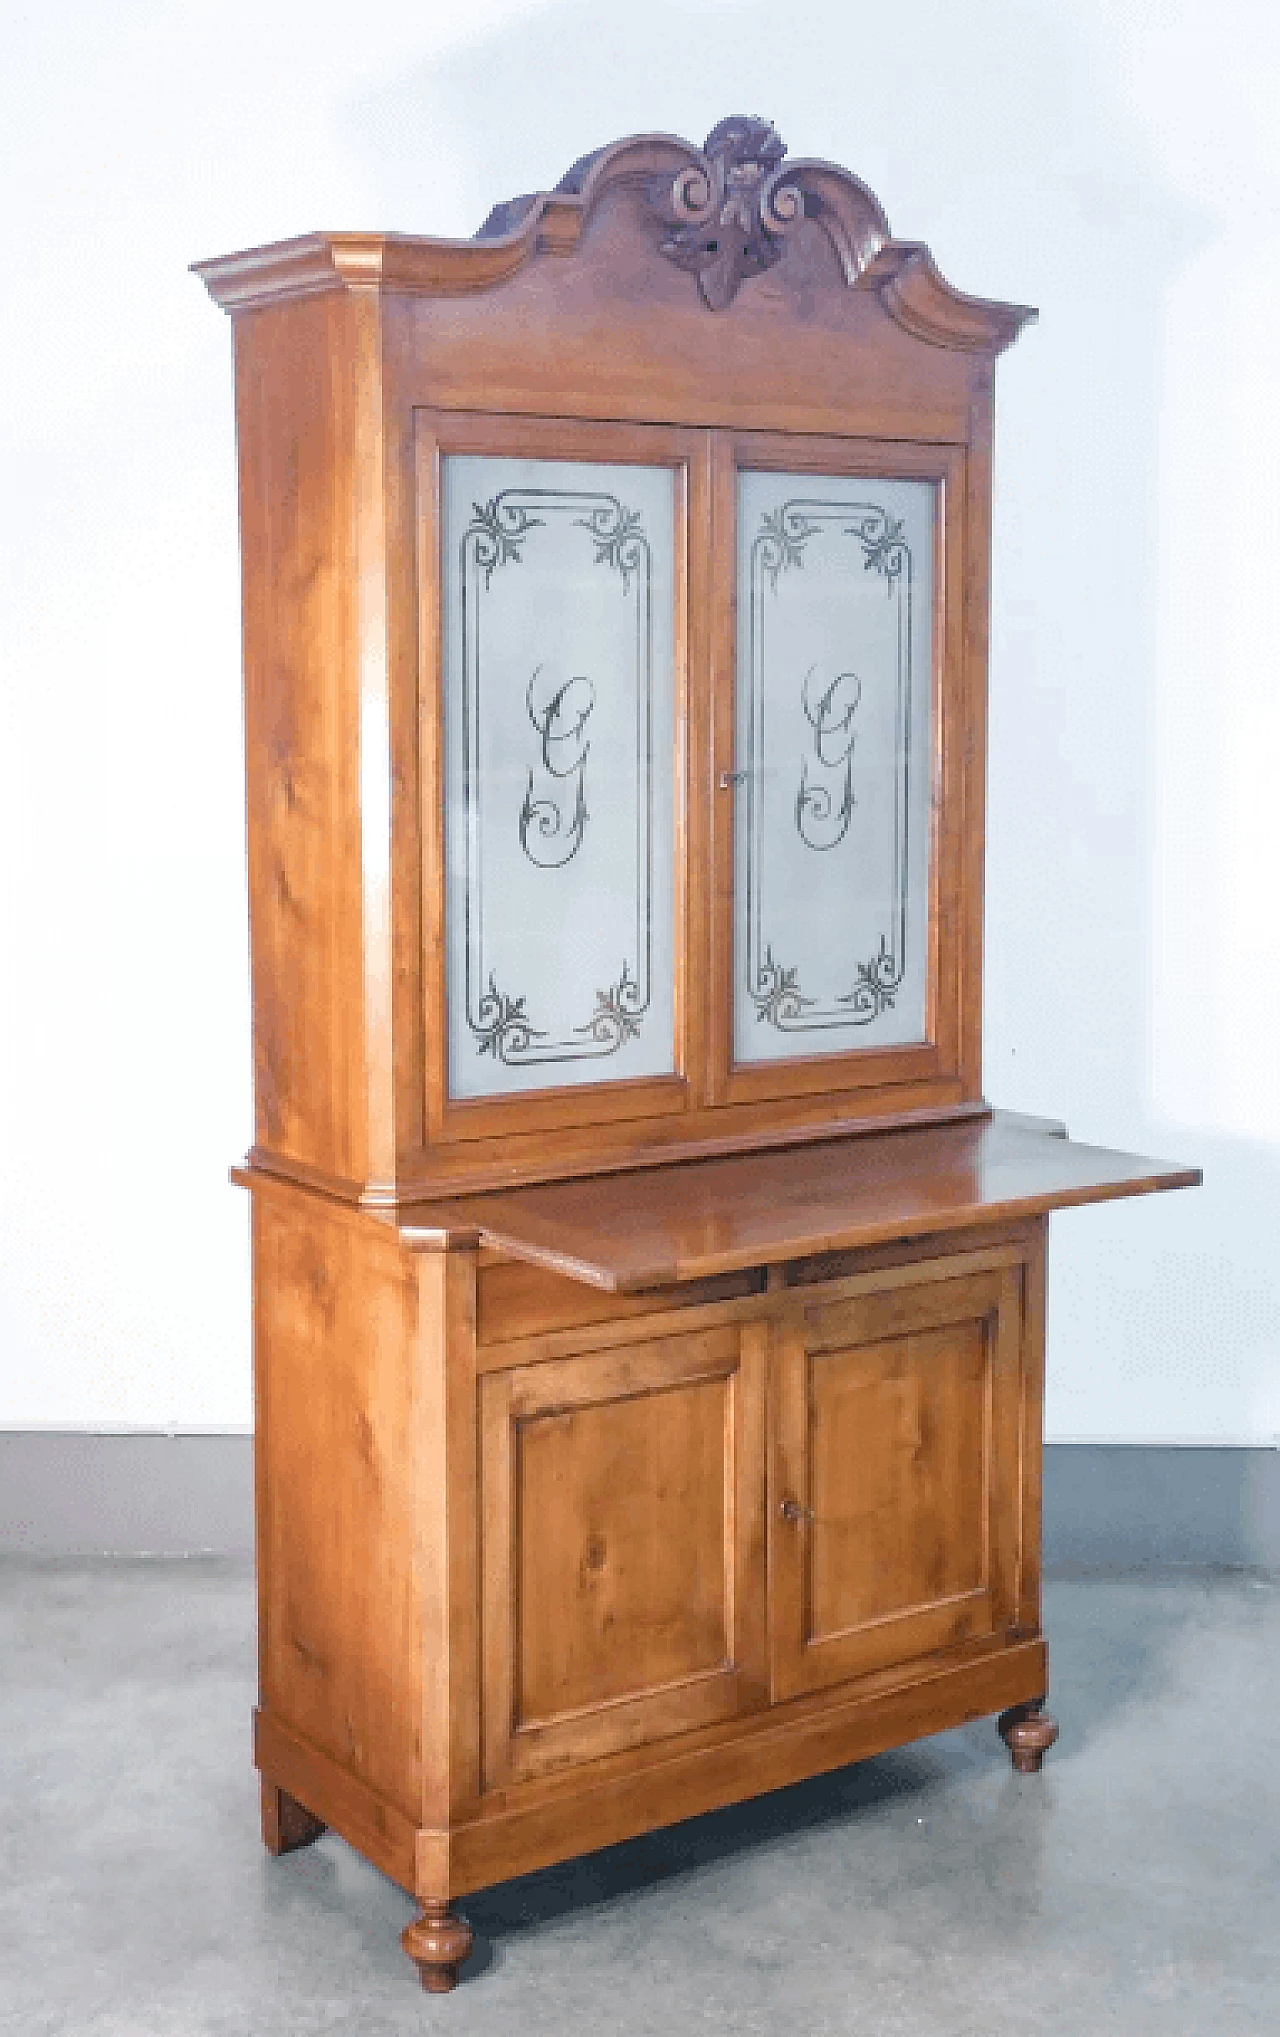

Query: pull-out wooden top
<box><xmin>398</xmin><ymin>1112</ymin><xmax>1200</xmax><ymax>1291</ymax></box>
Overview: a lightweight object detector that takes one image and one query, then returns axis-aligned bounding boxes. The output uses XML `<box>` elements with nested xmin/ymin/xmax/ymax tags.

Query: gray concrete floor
<box><xmin>1</xmin><ymin>1561</ymin><xmax>1276</xmax><ymax>2035</ymax></box>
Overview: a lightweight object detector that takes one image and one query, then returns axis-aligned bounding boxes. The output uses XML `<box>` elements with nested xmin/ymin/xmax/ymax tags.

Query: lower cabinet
<box><xmin>250</xmin><ymin>1197</ymin><xmax>1061</xmax><ymax>1967</ymax></box>
<box><xmin>478</xmin><ymin>1247</ymin><xmax>1034</xmax><ymax>1788</ymax></box>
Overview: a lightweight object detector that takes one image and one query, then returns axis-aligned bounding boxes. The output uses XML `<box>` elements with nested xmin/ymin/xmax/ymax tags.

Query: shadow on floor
<box><xmin>458</xmin><ymin>1569</ymin><xmax>1271</xmax><ymax>1979</ymax></box>
<box><xmin>458</xmin><ymin>1743</ymin><xmax>941</xmax><ymax>1977</ymax></box>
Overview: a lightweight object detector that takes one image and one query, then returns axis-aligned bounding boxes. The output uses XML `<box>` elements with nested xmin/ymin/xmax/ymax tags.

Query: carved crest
<box><xmin>649</xmin><ymin>116</ymin><xmax>883</xmax><ymax>311</ymax></box>
<box><xmin>651</xmin><ymin>117</ymin><xmax>789</xmax><ymax>311</ymax></box>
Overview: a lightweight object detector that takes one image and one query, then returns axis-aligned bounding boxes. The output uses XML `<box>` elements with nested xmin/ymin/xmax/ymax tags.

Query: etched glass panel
<box><xmin>733</xmin><ymin>470</ymin><xmax>934</xmax><ymax>1065</ymax></box>
<box><xmin>443</xmin><ymin>454</ymin><xmax>676</xmax><ymax>1100</ymax></box>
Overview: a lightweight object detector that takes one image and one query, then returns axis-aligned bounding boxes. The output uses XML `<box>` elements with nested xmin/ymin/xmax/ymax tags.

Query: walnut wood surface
<box><xmin>253</xmin><ymin>1197</ymin><xmax>428</xmax><ymax>1824</ymax></box>
<box><xmin>770</xmin><ymin>1265</ymin><xmax>1023</xmax><ymax>1700</ymax></box>
<box><xmin>206</xmin><ymin>117</ymin><xmax>1199</xmax><ymax>1995</ymax></box>
<box><xmin>998</xmin><ymin>1700</ymin><xmax>1060</xmax><ymax>1774</ymax></box>
<box><xmin>194</xmin><ymin>125</ymin><xmax>1033</xmax><ymax>352</ymax></box>
<box><xmin>398</xmin><ymin>1113</ymin><xmax>1201</xmax><ymax>1290</ymax></box>
<box><xmin>704</xmin><ymin>432</ymin><xmax>971</xmax><ymax>1116</ymax></box>
<box><xmin>255</xmin><ymin>1628</ymin><xmax>1047</xmax><ymax>1901</ymax></box>
<box><xmin>202</xmin><ymin>116</ymin><xmax>1043</xmax><ymax>1206</ymax></box>
<box><xmin>480</xmin><ymin>1323</ymin><xmax>768</xmax><ymax>1787</ymax></box>
<box><xmin>260</xmin><ymin>1778</ymin><xmax>325</xmax><ymax>1856</ymax></box>
<box><xmin>402</xmin><ymin>1902</ymin><xmax>473</xmax><ymax>1993</ymax></box>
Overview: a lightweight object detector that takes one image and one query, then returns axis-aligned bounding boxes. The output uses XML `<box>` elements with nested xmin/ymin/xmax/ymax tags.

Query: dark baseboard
<box><xmin>0</xmin><ymin>1433</ymin><xmax>1276</xmax><ymax>1568</ymax></box>
<box><xmin>0</xmin><ymin>1432</ymin><xmax>256</xmax><ymax>1557</ymax></box>
<box><xmin>1042</xmin><ymin>1443</ymin><xmax>1279</xmax><ymax>1572</ymax></box>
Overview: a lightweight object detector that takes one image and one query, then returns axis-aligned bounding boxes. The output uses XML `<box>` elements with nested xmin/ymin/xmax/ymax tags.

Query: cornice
<box><xmin>192</xmin><ymin>119</ymin><xmax>1036</xmax><ymax>353</ymax></box>
<box><xmin>864</xmin><ymin>241</ymin><xmax>1036</xmax><ymax>353</ymax></box>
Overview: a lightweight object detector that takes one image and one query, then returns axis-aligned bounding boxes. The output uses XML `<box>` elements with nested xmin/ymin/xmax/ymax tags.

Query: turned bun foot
<box><xmin>998</xmin><ymin>1701</ymin><xmax>1059</xmax><ymax>1774</ymax></box>
<box><xmin>261</xmin><ymin>1778</ymin><xmax>326</xmax><ymax>1855</ymax></box>
<box><xmin>402</xmin><ymin>1902</ymin><xmax>474</xmax><ymax>1993</ymax></box>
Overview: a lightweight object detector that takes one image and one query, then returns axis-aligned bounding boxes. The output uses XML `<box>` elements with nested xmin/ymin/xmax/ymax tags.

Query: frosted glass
<box><xmin>443</xmin><ymin>454</ymin><xmax>676</xmax><ymax>1099</ymax></box>
<box><xmin>733</xmin><ymin>470</ymin><xmax>934</xmax><ymax>1064</ymax></box>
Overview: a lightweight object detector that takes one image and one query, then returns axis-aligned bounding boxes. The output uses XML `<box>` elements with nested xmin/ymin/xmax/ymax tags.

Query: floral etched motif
<box><xmin>751</xmin><ymin>947</ymin><xmax>815</xmax><ymax>1027</ymax></box>
<box><xmin>756</xmin><ymin>504</ymin><xmax>822</xmax><ymax>590</ymax></box>
<box><xmin>839</xmin><ymin>936</ymin><xmax>900</xmax><ymax>1019</ymax></box>
<box><xmin>576</xmin><ymin>502</ymin><xmax>647</xmax><ymax>593</ymax></box>
<box><xmin>577</xmin><ymin>962</ymin><xmax>646</xmax><ymax>1048</ymax></box>
<box><xmin>460</xmin><ymin>485</ymin><xmax>659</xmax><ymax>1072</ymax></box>
<box><xmin>474</xmin><ymin>976</ymin><xmax>546</xmax><ymax>1061</ymax></box>
<box><xmin>848</xmin><ymin>511</ymin><xmax>908</xmax><ymax>588</ymax></box>
<box><xmin>465</xmin><ymin>497</ymin><xmax>543</xmax><ymax>587</ymax></box>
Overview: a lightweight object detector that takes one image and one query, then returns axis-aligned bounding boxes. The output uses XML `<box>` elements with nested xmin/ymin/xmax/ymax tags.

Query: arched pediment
<box><xmin>195</xmin><ymin>116</ymin><xmax>1035</xmax><ymax>352</ymax></box>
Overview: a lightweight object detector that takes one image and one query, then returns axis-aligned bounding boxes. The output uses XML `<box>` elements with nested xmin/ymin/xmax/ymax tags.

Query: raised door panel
<box><xmin>770</xmin><ymin>1265</ymin><xmax>1023</xmax><ymax>1701</ymax></box>
<box><xmin>480</xmin><ymin>1324</ymin><xmax>767</xmax><ymax>1787</ymax></box>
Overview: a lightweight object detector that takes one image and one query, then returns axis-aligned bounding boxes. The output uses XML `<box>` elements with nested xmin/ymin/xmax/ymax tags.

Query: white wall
<box><xmin>2</xmin><ymin>0</ymin><xmax>1276</xmax><ymax>1442</ymax></box>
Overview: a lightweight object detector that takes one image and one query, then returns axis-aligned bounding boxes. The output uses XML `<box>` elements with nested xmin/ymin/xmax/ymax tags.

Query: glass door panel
<box><xmin>442</xmin><ymin>453</ymin><xmax>677</xmax><ymax>1101</ymax></box>
<box><xmin>733</xmin><ymin>469</ymin><xmax>935</xmax><ymax>1066</ymax></box>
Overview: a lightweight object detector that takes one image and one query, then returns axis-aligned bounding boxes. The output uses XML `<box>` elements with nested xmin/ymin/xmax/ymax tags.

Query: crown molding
<box><xmin>866</xmin><ymin>241</ymin><xmax>1036</xmax><ymax>353</ymax></box>
<box><xmin>193</xmin><ymin>120</ymin><xmax>1036</xmax><ymax>353</ymax></box>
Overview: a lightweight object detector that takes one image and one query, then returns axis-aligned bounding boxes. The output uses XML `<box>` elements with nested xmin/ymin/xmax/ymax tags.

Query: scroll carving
<box><xmin>649</xmin><ymin>116</ymin><xmax>888</xmax><ymax>311</ymax></box>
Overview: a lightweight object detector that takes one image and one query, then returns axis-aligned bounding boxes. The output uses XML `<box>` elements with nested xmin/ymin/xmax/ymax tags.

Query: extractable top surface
<box><xmin>398</xmin><ymin>1111</ymin><xmax>1201</xmax><ymax>1291</ymax></box>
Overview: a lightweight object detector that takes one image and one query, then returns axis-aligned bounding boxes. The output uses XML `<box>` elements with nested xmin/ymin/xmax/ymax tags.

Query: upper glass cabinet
<box><xmin>442</xmin><ymin>452</ymin><xmax>677</xmax><ymax>1101</ymax></box>
<box><xmin>731</xmin><ymin>467</ymin><xmax>935</xmax><ymax>1067</ymax></box>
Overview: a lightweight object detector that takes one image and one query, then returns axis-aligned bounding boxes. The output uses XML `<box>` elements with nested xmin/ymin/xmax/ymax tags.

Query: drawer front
<box><xmin>479</xmin><ymin>1324</ymin><xmax>768</xmax><ymax>1787</ymax></box>
<box><xmin>770</xmin><ymin>1264</ymin><xmax>1025</xmax><ymax>1701</ymax></box>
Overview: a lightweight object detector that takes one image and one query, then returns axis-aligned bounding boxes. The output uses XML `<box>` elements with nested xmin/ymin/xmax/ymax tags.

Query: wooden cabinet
<box><xmin>198</xmin><ymin>115</ymin><xmax>1199</xmax><ymax>1993</ymax></box>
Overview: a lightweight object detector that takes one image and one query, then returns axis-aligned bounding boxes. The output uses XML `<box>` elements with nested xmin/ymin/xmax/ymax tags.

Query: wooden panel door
<box><xmin>480</xmin><ymin>1323</ymin><xmax>768</xmax><ymax>1787</ymax></box>
<box><xmin>770</xmin><ymin>1264</ymin><xmax>1024</xmax><ymax>1701</ymax></box>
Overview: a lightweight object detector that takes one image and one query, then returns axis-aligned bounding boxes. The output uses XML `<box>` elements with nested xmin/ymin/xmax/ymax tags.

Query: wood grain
<box><xmin>770</xmin><ymin>1265</ymin><xmax>1024</xmax><ymax>1699</ymax></box>
<box><xmin>416</xmin><ymin>1247</ymin><xmax>481</xmax><ymax>1828</ymax></box>
<box><xmin>234</xmin><ymin>294</ymin><xmax>371</xmax><ymax>1189</ymax></box>
<box><xmin>476</xmin><ymin>1257</ymin><xmax>765</xmax><ymax>1346</ymax></box>
<box><xmin>253</xmin><ymin>1197</ymin><xmax>422</xmax><ymax>1820</ymax></box>
<box><xmin>208</xmin><ymin>119</ymin><xmax>1196</xmax><ymax>1993</ymax></box>
<box><xmin>260</xmin><ymin>1777</ymin><xmax>325</xmax><ymax>1856</ymax></box>
<box><xmin>447</xmin><ymin>1637</ymin><xmax>1048</xmax><ymax>1896</ymax></box>
<box><xmin>255</xmin><ymin>1707</ymin><xmax>417</xmax><ymax>1892</ymax></box>
<box><xmin>399</xmin><ymin>1112</ymin><xmax>1201</xmax><ymax>1291</ymax></box>
<box><xmin>480</xmin><ymin>1326</ymin><xmax>767</xmax><ymax>1786</ymax></box>
<box><xmin>211</xmin><ymin>126</ymin><xmax>1034</xmax><ymax>1207</ymax></box>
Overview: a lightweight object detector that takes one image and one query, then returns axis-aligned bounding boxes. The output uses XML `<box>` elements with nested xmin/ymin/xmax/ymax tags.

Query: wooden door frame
<box><xmin>478</xmin><ymin>1321</ymin><xmax>769</xmax><ymax>1789</ymax></box>
<box><xmin>414</xmin><ymin>407</ymin><xmax>711</xmax><ymax>1148</ymax></box>
<box><xmin>707</xmin><ymin>429</ymin><xmax>969</xmax><ymax>1112</ymax></box>
<box><xmin>768</xmin><ymin>1254</ymin><xmax>1026</xmax><ymax>1703</ymax></box>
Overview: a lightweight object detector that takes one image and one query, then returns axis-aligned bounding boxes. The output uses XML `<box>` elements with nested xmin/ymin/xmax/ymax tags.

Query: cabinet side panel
<box><xmin>417</xmin><ymin>1249</ymin><xmax>482</xmax><ymax>1828</ymax></box>
<box><xmin>235</xmin><ymin>294</ymin><xmax>369</xmax><ymax>1185</ymax></box>
<box><xmin>254</xmin><ymin>1194</ymin><xmax>422</xmax><ymax>1819</ymax></box>
<box><xmin>1018</xmin><ymin>1216</ymin><xmax>1048</xmax><ymax>1633</ymax></box>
